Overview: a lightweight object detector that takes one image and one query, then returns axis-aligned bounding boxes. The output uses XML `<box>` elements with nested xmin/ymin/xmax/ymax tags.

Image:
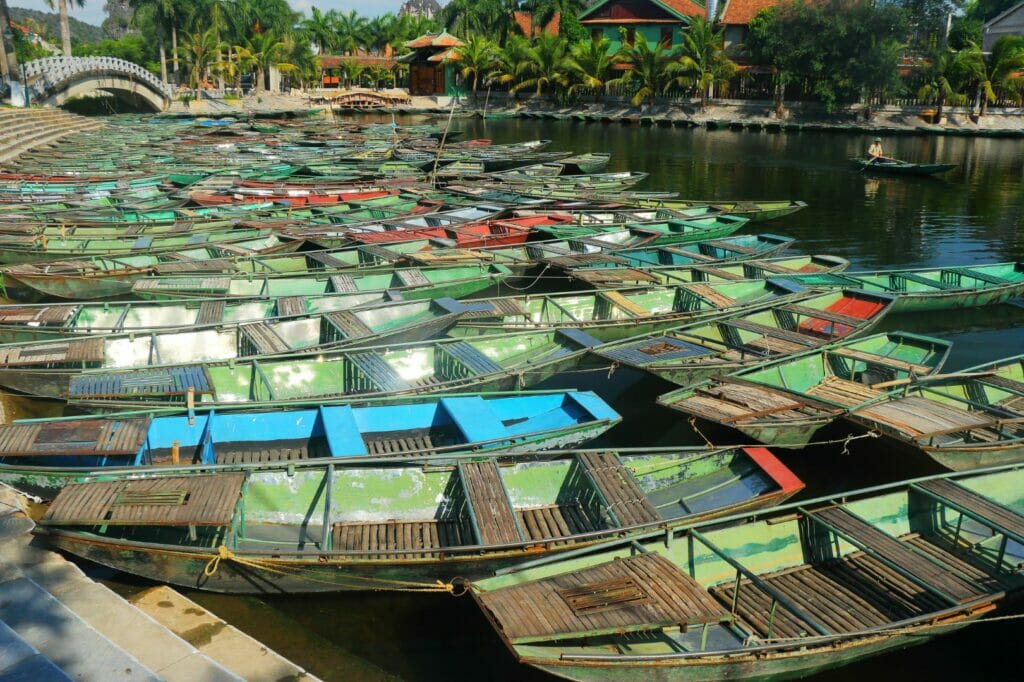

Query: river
<box><xmin>100</xmin><ymin>115</ymin><xmax>1024</xmax><ymax>680</ymax></box>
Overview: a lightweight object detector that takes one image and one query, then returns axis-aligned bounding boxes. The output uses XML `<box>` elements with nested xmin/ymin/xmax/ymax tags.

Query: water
<box><xmin>119</xmin><ymin>117</ymin><xmax>1024</xmax><ymax>680</ymax></box>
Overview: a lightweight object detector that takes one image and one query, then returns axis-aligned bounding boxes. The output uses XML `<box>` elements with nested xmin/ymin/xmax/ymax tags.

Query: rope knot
<box><xmin>203</xmin><ymin>545</ymin><xmax>235</xmax><ymax>576</ymax></box>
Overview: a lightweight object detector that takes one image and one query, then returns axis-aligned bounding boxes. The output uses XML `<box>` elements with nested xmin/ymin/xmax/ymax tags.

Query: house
<box><xmin>397</xmin><ymin>31</ymin><xmax>465</xmax><ymax>97</ymax></box>
<box><xmin>318</xmin><ymin>54</ymin><xmax>397</xmax><ymax>88</ymax></box>
<box><xmin>982</xmin><ymin>1</ymin><xmax>1024</xmax><ymax>51</ymax></box>
<box><xmin>579</xmin><ymin>0</ymin><xmax>707</xmax><ymax>53</ymax></box>
<box><xmin>512</xmin><ymin>10</ymin><xmax>561</xmax><ymax>37</ymax></box>
<box><xmin>716</xmin><ymin>0</ymin><xmax>782</xmax><ymax>53</ymax></box>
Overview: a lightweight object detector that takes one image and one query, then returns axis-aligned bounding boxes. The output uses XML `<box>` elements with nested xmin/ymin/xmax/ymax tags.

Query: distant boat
<box><xmin>850</xmin><ymin>157</ymin><xmax>957</xmax><ymax>175</ymax></box>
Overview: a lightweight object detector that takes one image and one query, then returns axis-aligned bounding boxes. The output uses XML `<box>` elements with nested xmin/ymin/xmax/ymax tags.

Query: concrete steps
<box><xmin>0</xmin><ymin>109</ymin><xmax>105</xmax><ymax>164</ymax></box>
<box><xmin>0</xmin><ymin>617</ymin><xmax>72</xmax><ymax>681</ymax></box>
<box><xmin>0</xmin><ymin>489</ymin><xmax>249</xmax><ymax>681</ymax></box>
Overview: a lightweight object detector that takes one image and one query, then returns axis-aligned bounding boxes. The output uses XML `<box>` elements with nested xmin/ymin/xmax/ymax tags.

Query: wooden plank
<box><xmin>577</xmin><ymin>452</ymin><xmax>660</xmax><ymax>527</ymax></box>
<box><xmin>460</xmin><ymin>461</ymin><xmax>522</xmax><ymax>545</ymax></box>
<box><xmin>915</xmin><ymin>478</ymin><xmax>1024</xmax><ymax>540</ymax></box>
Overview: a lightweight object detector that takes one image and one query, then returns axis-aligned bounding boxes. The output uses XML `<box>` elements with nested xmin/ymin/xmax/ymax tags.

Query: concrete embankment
<box><xmin>0</xmin><ymin>486</ymin><xmax>318</xmax><ymax>681</ymax></box>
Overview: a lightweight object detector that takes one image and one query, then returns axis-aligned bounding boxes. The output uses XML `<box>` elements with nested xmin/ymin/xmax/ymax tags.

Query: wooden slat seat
<box><xmin>364</xmin><ymin>434</ymin><xmax>435</xmax><ymax>456</ymax></box>
<box><xmin>68</xmin><ymin>366</ymin><xmax>212</xmax><ymax>399</ymax></box>
<box><xmin>809</xmin><ymin>506</ymin><xmax>981</xmax><ymax>603</ymax></box>
<box><xmin>0</xmin><ymin>417</ymin><xmax>150</xmax><ymax>457</ymax></box>
<box><xmin>577</xmin><ymin>452</ymin><xmax>660</xmax><ymax>527</ymax></box>
<box><xmin>678</xmin><ymin>381</ymin><xmax>826</xmax><ymax>423</ymax></box>
<box><xmin>571</xmin><ymin>268</ymin><xmax>662</xmax><ymax>285</ymax></box>
<box><xmin>355</xmin><ymin>244</ymin><xmax>401</xmax><ymax>264</ymax></box>
<box><xmin>598</xmin><ymin>291</ymin><xmax>648</xmax><ymax>317</ymax></box>
<box><xmin>686</xmin><ymin>284</ymin><xmax>737</xmax><ymax>308</ymax></box>
<box><xmin>133</xmin><ymin>277</ymin><xmax>231</xmax><ymax>294</ymax></box>
<box><xmin>0</xmin><ymin>305</ymin><xmax>77</xmax><ymax>325</ymax></box>
<box><xmin>239</xmin><ymin>322</ymin><xmax>290</xmax><ymax>355</ymax></box>
<box><xmin>805</xmin><ymin>376</ymin><xmax>882</xmax><ymax>406</ymax></box>
<box><xmin>41</xmin><ymin>473</ymin><xmax>244</xmax><ymax>527</ymax></box>
<box><xmin>329</xmin><ymin>274</ymin><xmax>358</xmax><ymax>293</ymax></box>
<box><xmin>215</xmin><ymin>439</ymin><xmax>328</xmax><ymax>464</ymax></box>
<box><xmin>305</xmin><ymin>251</ymin><xmax>352</xmax><ymax>268</ymax></box>
<box><xmin>977</xmin><ymin>374</ymin><xmax>1024</xmax><ymax>395</ymax></box>
<box><xmin>780</xmin><ymin>305</ymin><xmax>864</xmax><ymax>327</ymax></box>
<box><xmin>701</xmin><ymin>239</ymin><xmax>756</xmax><ymax>255</ymax></box>
<box><xmin>516</xmin><ymin>503</ymin><xmax>602</xmax><ymax>542</ymax></box>
<box><xmin>332</xmin><ymin>518</ymin><xmax>474</xmax><ymax>558</ymax></box>
<box><xmin>691</xmin><ymin>265</ymin><xmax>743</xmax><ymax>281</ymax></box>
<box><xmin>476</xmin><ymin>553</ymin><xmax>730</xmax><ymax>643</ymax></box>
<box><xmin>345</xmin><ymin>351</ymin><xmax>410</xmax><ymax>392</ymax></box>
<box><xmin>195</xmin><ymin>300</ymin><xmax>226</xmax><ymax>326</ymax></box>
<box><xmin>830</xmin><ymin>347</ymin><xmax>935</xmax><ymax>375</ymax></box>
<box><xmin>275</xmin><ymin>296</ymin><xmax>306</xmax><ymax>318</ymax></box>
<box><xmin>853</xmin><ymin>396</ymin><xmax>992</xmax><ymax>437</ymax></box>
<box><xmin>914</xmin><ymin>478</ymin><xmax>1024</xmax><ymax>541</ymax></box>
<box><xmin>0</xmin><ymin>337</ymin><xmax>105</xmax><ymax>367</ymax></box>
<box><xmin>325</xmin><ymin>311</ymin><xmax>374</xmax><ymax>340</ymax></box>
<box><xmin>395</xmin><ymin>268</ymin><xmax>430</xmax><ymax>287</ymax></box>
<box><xmin>459</xmin><ymin>461</ymin><xmax>523</xmax><ymax>545</ymax></box>
<box><xmin>724</xmin><ymin>319</ymin><xmax>816</xmax><ymax>347</ymax></box>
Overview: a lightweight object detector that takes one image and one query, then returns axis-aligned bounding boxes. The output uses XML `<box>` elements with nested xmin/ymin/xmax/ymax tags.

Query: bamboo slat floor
<box><xmin>577</xmin><ymin>452</ymin><xmax>661</xmax><ymax>526</ymax></box>
<box><xmin>915</xmin><ymin>478</ymin><xmax>1024</xmax><ymax>539</ymax></box>
<box><xmin>460</xmin><ymin>461</ymin><xmax>523</xmax><ymax>545</ymax></box>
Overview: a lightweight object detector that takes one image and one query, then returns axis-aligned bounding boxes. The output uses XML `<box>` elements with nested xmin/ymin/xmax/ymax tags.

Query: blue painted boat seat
<box><xmin>442</xmin><ymin>397</ymin><xmax>508</xmax><ymax>444</ymax></box>
<box><xmin>321</xmin><ymin>406</ymin><xmax>368</xmax><ymax>457</ymax></box>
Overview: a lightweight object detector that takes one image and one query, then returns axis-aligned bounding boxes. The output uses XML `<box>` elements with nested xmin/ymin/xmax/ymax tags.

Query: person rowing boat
<box><xmin>867</xmin><ymin>137</ymin><xmax>891</xmax><ymax>163</ymax></box>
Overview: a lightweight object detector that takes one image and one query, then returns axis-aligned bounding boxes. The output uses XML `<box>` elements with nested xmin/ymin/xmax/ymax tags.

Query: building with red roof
<box><xmin>397</xmin><ymin>31</ymin><xmax>466</xmax><ymax>97</ymax></box>
<box><xmin>717</xmin><ymin>0</ymin><xmax>787</xmax><ymax>51</ymax></box>
<box><xmin>580</xmin><ymin>0</ymin><xmax>707</xmax><ymax>52</ymax></box>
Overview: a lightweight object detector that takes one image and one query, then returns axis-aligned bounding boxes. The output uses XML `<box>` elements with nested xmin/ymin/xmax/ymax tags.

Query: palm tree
<box><xmin>46</xmin><ymin>0</ymin><xmax>85</xmax><ymax>57</ymax></box>
<box><xmin>677</xmin><ymin>16</ymin><xmax>737</xmax><ymax>109</ymax></box>
<box><xmin>239</xmin><ymin>30</ymin><xmax>291</xmax><ymax>91</ymax></box>
<box><xmin>917</xmin><ymin>48</ymin><xmax>970</xmax><ymax>122</ymax></box>
<box><xmin>958</xmin><ymin>37</ymin><xmax>1024</xmax><ymax>118</ymax></box>
<box><xmin>0</xmin><ymin>0</ymin><xmax>19</xmax><ymax>78</ymax></box>
<box><xmin>180</xmin><ymin>27</ymin><xmax>223</xmax><ymax>87</ymax></box>
<box><xmin>339</xmin><ymin>58</ymin><xmax>363</xmax><ymax>88</ymax></box>
<box><xmin>455</xmin><ymin>34</ymin><xmax>498</xmax><ymax>94</ymax></box>
<box><xmin>511</xmin><ymin>33</ymin><xmax>569</xmax><ymax>95</ymax></box>
<box><xmin>611</xmin><ymin>31</ymin><xmax>687</xmax><ymax>106</ymax></box>
<box><xmin>334</xmin><ymin>10</ymin><xmax>368</xmax><ymax>56</ymax></box>
<box><xmin>129</xmin><ymin>0</ymin><xmax>173</xmax><ymax>83</ymax></box>
<box><xmin>563</xmin><ymin>35</ymin><xmax>619</xmax><ymax>97</ymax></box>
<box><xmin>299</xmin><ymin>7</ymin><xmax>336</xmax><ymax>54</ymax></box>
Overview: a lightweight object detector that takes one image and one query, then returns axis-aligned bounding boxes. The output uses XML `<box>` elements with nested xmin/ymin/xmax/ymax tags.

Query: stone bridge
<box><xmin>21</xmin><ymin>57</ymin><xmax>174</xmax><ymax>111</ymax></box>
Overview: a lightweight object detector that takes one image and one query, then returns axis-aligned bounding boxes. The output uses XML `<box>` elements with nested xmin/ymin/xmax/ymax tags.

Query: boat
<box><xmin>845</xmin><ymin>354</ymin><xmax>1024</xmax><ymax>470</ymax></box>
<box><xmin>0</xmin><ymin>391</ymin><xmax>620</xmax><ymax>497</ymax></box>
<box><xmin>850</xmin><ymin>157</ymin><xmax>957</xmax><ymax>175</ymax></box>
<box><xmin>129</xmin><ymin>263</ymin><xmax>512</xmax><ymax>301</ymax></box>
<box><xmin>592</xmin><ymin>289</ymin><xmax>895</xmax><ymax>386</ymax></box>
<box><xmin>568</xmin><ymin>255</ymin><xmax>850</xmax><ymax>288</ymax></box>
<box><xmin>29</xmin><ymin>444</ymin><xmax>804</xmax><ymax>592</ymax></box>
<box><xmin>468</xmin><ymin>463</ymin><xmax>1024</xmax><ymax>680</ymax></box>
<box><xmin>631</xmin><ymin>198</ymin><xmax>809</xmax><ymax>223</ymax></box>
<box><xmin>656</xmin><ymin>332</ymin><xmax>952</xmax><ymax>447</ymax></box>
<box><xmin>534</xmin><ymin>215</ymin><xmax>748</xmax><ymax>245</ymax></box>
<box><xmin>773</xmin><ymin>262</ymin><xmax>1024</xmax><ymax>313</ymax></box>
<box><xmin>56</xmin><ymin>327</ymin><xmax>611</xmax><ymax>409</ymax></box>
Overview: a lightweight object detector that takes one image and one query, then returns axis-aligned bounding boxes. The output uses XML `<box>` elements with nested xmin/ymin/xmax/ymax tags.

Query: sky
<box><xmin>10</xmin><ymin>0</ymin><xmax>408</xmax><ymax>30</ymax></box>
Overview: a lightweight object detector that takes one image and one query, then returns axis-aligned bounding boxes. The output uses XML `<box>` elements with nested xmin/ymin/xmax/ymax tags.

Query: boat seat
<box><xmin>598</xmin><ymin>291</ymin><xmax>648</xmax><ymax>318</ymax></box>
<box><xmin>742</xmin><ymin>260</ymin><xmax>792</xmax><ymax>276</ymax></box>
<box><xmin>345</xmin><ymin>352</ymin><xmax>410</xmax><ymax>393</ymax></box>
<box><xmin>977</xmin><ymin>374</ymin><xmax>1024</xmax><ymax>396</ymax></box>
<box><xmin>889</xmin><ymin>272</ymin><xmax>955</xmax><ymax>291</ymax></box>
<box><xmin>780</xmin><ymin>305</ymin><xmax>865</xmax><ymax>327</ymax></box>
<box><xmin>515</xmin><ymin>503</ymin><xmax>603</xmax><ymax>542</ymax></box>
<box><xmin>723</xmin><ymin>319</ymin><xmax>817</xmax><ymax>347</ymax></box>
<box><xmin>701</xmin><ymin>239</ymin><xmax>755</xmax><ymax>255</ymax></box>
<box><xmin>805</xmin><ymin>506</ymin><xmax>982</xmax><ymax>603</ymax></box>
<box><xmin>442</xmin><ymin>396</ymin><xmax>508</xmax><ymax>444</ymax></box>
<box><xmin>238</xmin><ymin>322</ymin><xmax>290</xmax><ymax>355</ymax></box>
<box><xmin>216</xmin><ymin>440</ymin><xmax>328</xmax><ymax>464</ymax></box>
<box><xmin>364</xmin><ymin>434</ymin><xmax>436</xmax><ymax>456</ymax></box>
<box><xmin>68</xmin><ymin>366</ymin><xmax>213</xmax><ymax>399</ymax></box>
<box><xmin>305</xmin><ymin>251</ymin><xmax>350</xmax><ymax>268</ymax></box>
<box><xmin>332</xmin><ymin>518</ymin><xmax>475</xmax><ymax>557</ymax></box>
<box><xmin>940</xmin><ymin>267</ymin><xmax>1010</xmax><ymax>286</ymax></box>
<box><xmin>804</xmin><ymin>376</ymin><xmax>882</xmax><ymax>406</ymax></box>
<box><xmin>329</xmin><ymin>275</ymin><xmax>358</xmax><ymax>293</ymax></box>
<box><xmin>436</xmin><ymin>342</ymin><xmax>502</xmax><ymax>380</ymax></box>
<box><xmin>324</xmin><ymin>311</ymin><xmax>374</xmax><ymax>340</ymax></box>
<box><xmin>599</xmin><ymin>336</ymin><xmax>714</xmax><ymax>365</ymax></box>
<box><xmin>0</xmin><ymin>417</ymin><xmax>150</xmax><ymax>458</ymax></box>
<box><xmin>395</xmin><ymin>268</ymin><xmax>430</xmax><ymax>287</ymax></box>
<box><xmin>0</xmin><ymin>305</ymin><xmax>77</xmax><ymax>326</ymax></box>
<box><xmin>691</xmin><ymin>265</ymin><xmax>743</xmax><ymax>281</ymax></box>
<box><xmin>912</xmin><ymin>478</ymin><xmax>1024</xmax><ymax>542</ymax></box>
<box><xmin>830</xmin><ymin>347</ymin><xmax>934</xmax><ymax>375</ymax></box>
<box><xmin>356</xmin><ymin>244</ymin><xmax>401</xmax><ymax>264</ymax></box>
<box><xmin>133</xmin><ymin>277</ymin><xmax>231</xmax><ymax>295</ymax></box>
<box><xmin>195</xmin><ymin>300</ymin><xmax>226</xmax><ymax>326</ymax></box>
<box><xmin>275</xmin><ymin>296</ymin><xmax>306</xmax><ymax>318</ymax></box>
<box><xmin>576</xmin><ymin>452</ymin><xmax>660</xmax><ymax>527</ymax></box>
<box><xmin>459</xmin><ymin>461</ymin><xmax>523</xmax><ymax>545</ymax></box>
<box><xmin>0</xmin><ymin>337</ymin><xmax>105</xmax><ymax>367</ymax></box>
<box><xmin>319</xmin><ymin>405</ymin><xmax>368</xmax><ymax>456</ymax></box>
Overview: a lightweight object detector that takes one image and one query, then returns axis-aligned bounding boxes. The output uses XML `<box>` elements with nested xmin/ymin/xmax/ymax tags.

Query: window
<box><xmin>660</xmin><ymin>27</ymin><xmax>673</xmax><ymax>47</ymax></box>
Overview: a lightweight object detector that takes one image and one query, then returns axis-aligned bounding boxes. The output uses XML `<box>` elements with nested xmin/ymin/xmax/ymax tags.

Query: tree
<box><xmin>454</xmin><ymin>34</ymin><xmax>498</xmax><ymax>94</ymax></box>
<box><xmin>563</xmin><ymin>35</ymin><xmax>619</xmax><ymax>97</ymax></box>
<box><xmin>0</xmin><ymin>0</ymin><xmax>20</xmax><ymax>78</ymax></box>
<box><xmin>129</xmin><ymin>0</ymin><xmax>173</xmax><ymax>83</ymax></box>
<box><xmin>299</xmin><ymin>7</ymin><xmax>336</xmax><ymax>54</ymax></box>
<box><xmin>46</xmin><ymin>0</ymin><xmax>86</xmax><ymax>57</ymax></box>
<box><xmin>338</xmin><ymin>58</ymin><xmax>363</xmax><ymax>88</ymax></box>
<box><xmin>239</xmin><ymin>30</ymin><xmax>291</xmax><ymax>91</ymax></box>
<box><xmin>510</xmin><ymin>33</ymin><xmax>568</xmax><ymax>95</ymax></box>
<box><xmin>957</xmin><ymin>36</ymin><xmax>1024</xmax><ymax>117</ymax></box>
<box><xmin>486</xmin><ymin>34</ymin><xmax>531</xmax><ymax>89</ymax></box>
<box><xmin>917</xmin><ymin>47</ymin><xmax>971</xmax><ymax>121</ymax></box>
<box><xmin>611</xmin><ymin>31</ymin><xmax>686</xmax><ymax>106</ymax></box>
<box><xmin>334</xmin><ymin>10</ymin><xmax>368</xmax><ymax>55</ymax></box>
<box><xmin>677</xmin><ymin>16</ymin><xmax>737</xmax><ymax>109</ymax></box>
<box><xmin>179</xmin><ymin>27</ymin><xmax>222</xmax><ymax>87</ymax></box>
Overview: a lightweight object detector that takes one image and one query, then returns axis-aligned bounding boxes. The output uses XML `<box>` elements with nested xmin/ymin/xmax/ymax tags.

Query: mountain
<box><xmin>9</xmin><ymin>6</ymin><xmax>104</xmax><ymax>44</ymax></box>
<box><xmin>398</xmin><ymin>0</ymin><xmax>442</xmax><ymax>19</ymax></box>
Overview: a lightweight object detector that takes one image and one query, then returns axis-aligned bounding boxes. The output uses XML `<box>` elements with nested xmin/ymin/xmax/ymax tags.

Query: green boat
<box><xmin>58</xmin><ymin>327</ymin><xmax>610</xmax><ymax>409</ymax></box>
<box><xmin>629</xmin><ymin>198</ymin><xmax>809</xmax><ymax>223</ymax></box>
<box><xmin>469</xmin><ymin>463</ymin><xmax>1024</xmax><ymax>681</ymax></box>
<box><xmin>569</xmin><ymin>255</ymin><xmax>851</xmax><ymax>288</ymax></box>
<box><xmin>657</xmin><ymin>332</ymin><xmax>952</xmax><ymax>447</ymax></box>
<box><xmin>850</xmin><ymin>157</ymin><xmax>957</xmax><ymax>175</ymax></box>
<box><xmin>846</xmin><ymin>354</ymin><xmax>1024</xmax><ymax>470</ymax></box>
<box><xmin>772</xmin><ymin>262</ymin><xmax>1024</xmax><ymax>313</ymax></box>
<box><xmin>129</xmin><ymin>264</ymin><xmax>512</xmax><ymax>300</ymax></box>
<box><xmin>30</xmin><ymin>444</ymin><xmax>804</xmax><ymax>593</ymax></box>
<box><xmin>535</xmin><ymin>215</ymin><xmax>748</xmax><ymax>244</ymax></box>
<box><xmin>592</xmin><ymin>290</ymin><xmax>895</xmax><ymax>386</ymax></box>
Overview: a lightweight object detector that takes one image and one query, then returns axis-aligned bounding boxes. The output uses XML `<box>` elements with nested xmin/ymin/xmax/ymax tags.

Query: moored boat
<box><xmin>850</xmin><ymin>157</ymin><xmax>957</xmax><ymax>175</ymax></box>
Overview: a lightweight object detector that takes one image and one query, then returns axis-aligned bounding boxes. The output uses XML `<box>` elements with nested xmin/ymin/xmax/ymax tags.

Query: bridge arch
<box><xmin>22</xmin><ymin>57</ymin><xmax>174</xmax><ymax>111</ymax></box>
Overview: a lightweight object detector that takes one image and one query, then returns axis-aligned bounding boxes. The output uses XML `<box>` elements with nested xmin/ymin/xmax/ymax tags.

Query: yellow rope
<box><xmin>202</xmin><ymin>545</ymin><xmax>465</xmax><ymax>593</ymax></box>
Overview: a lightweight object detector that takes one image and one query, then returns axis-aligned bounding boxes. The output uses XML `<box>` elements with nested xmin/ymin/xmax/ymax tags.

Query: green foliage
<box><xmin>455</xmin><ymin>34</ymin><xmax>499</xmax><ymax>92</ymax></box>
<box><xmin>947</xmin><ymin>16</ymin><xmax>982</xmax><ymax>50</ymax></box>
<box><xmin>563</xmin><ymin>35</ymin><xmax>620</xmax><ymax>95</ymax></box>
<box><xmin>965</xmin><ymin>0</ymin><xmax>1019</xmax><ymax>22</ymax></box>
<box><xmin>11</xmin><ymin>25</ymin><xmax>55</xmax><ymax>62</ymax></box>
<box><xmin>73</xmin><ymin>34</ymin><xmax>157</xmax><ymax>69</ymax></box>
<box><xmin>510</xmin><ymin>32</ymin><xmax>569</xmax><ymax>95</ymax></box>
<box><xmin>610</xmin><ymin>30</ymin><xmax>687</xmax><ymax>105</ymax></box>
<box><xmin>8</xmin><ymin>6</ymin><xmax>103</xmax><ymax>43</ymax></box>
<box><xmin>956</xmin><ymin>36</ymin><xmax>1024</xmax><ymax>116</ymax></box>
<box><xmin>677</xmin><ymin>16</ymin><xmax>737</xmax><ymax>108</ymax></box>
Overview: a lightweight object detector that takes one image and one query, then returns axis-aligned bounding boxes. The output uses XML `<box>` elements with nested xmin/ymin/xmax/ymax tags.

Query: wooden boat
<box><xmin>773</xmin><ymin>262</ymin><xmax>1024</xmax><ymax>313</ymax></box>
<box><xmin>569</xmin><ymin>255</ymin><xmax>851</xmax><ymax>288</ymax></box>
<box><xmin>343</xmin><ymin>214</ymin><xmax>573</xmax><ymax>249</ymax></box>
<box><xmin>850</xmin><ymin>157</ymin><xmax>957</xmax><ymax>175</ymax></box>
<box><xmin>657</xmin><ymin>332</ymin><xmax>951</xmax><ymax>447</ymax></box>
<box><xmin>592</xmin><ymin>289</ymin><xmax>895</xmax><ymax>386</ymax></box>
<box><xmin>846</xmin><ymin>354</ymin><xmax>1024</xmax><ymax>470</ymax></box>
<box><xmin>535</xmin><ymin>215</ymin><xmax>748</xmax><ymax>245</ymax></box>
<box><xmin>129</xmin><ymin>264</ymin><xmax>512</xmax><ymax>301</ymax></box>
<box><xmin>58</xmin><ymin>327</ymin><xmax>611</xmax><ymax>409</ymax></box>
<box><xmin>468</xmin><ymin>464</ymin><xmax>1024</xmax><ymax>680</ymax></box>
<box><xmin>639</xmin><ymin>199</ymin><xmax>808</xmax><ymax>223</ymax></box>
<box><xmin>0</xmin><ymin>391</ymin><xmax>621</xmax><ymax>497</ymax></box>
<box><xmin>29</xmin><ymin>444</ymin><xmax>804</xmax><ymax>592</ymax></box>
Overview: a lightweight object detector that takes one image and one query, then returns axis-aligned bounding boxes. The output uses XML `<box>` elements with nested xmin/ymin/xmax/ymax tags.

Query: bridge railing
<box><xmin>22</xmin><ymin>57</ymin><xmax>175</xmax><ymax>101</ymax></box>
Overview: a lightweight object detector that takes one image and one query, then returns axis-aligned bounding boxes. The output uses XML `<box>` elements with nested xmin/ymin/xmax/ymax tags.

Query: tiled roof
<box><xmin>580</xmin><ymin>0</ymin><xmax>704</xmax><ymax>22</ymax></box>
<box><xmin>319</xmin><ymin>55</ymin><xmax>397</xmax><ymax>69</ymax></box>
<box><xmin>660</xmin><ymin>0</ymin><xmax>706</xmax><ymax>18</ymax></box>
<box><xmin>404</xmin><ymin>31</ymin><xmax>464</xmax><ymax>49</ymax></box>
<box><xmin>720</xmin><ymin>0</ymin><xmax>781</xmax><ymax>25</ymax></box>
